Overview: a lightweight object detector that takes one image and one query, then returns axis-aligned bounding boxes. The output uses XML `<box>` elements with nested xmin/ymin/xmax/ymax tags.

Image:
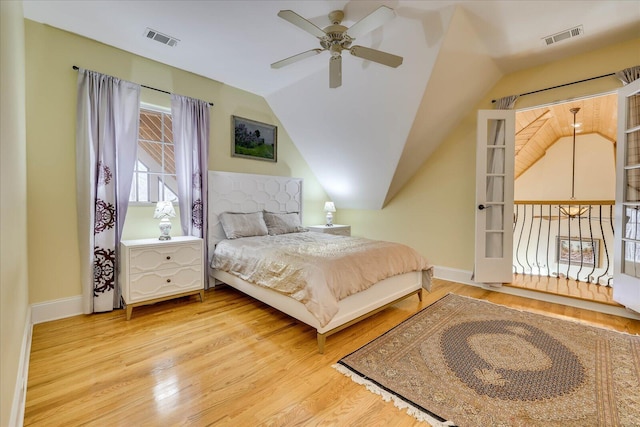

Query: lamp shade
<box><xmin>153</xmin><ymin>201</ymin><xmax>176</xmax><ymax>219</ymax></box>
<box><xmin>324</xmin><ymin>201</ymin><xmax>336</xmax><ymax>212</ymax></box>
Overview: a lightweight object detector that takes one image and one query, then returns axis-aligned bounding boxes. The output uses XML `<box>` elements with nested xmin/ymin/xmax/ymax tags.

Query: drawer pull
<box><xmin>166</xmin><ymin>279</ymin><xmax>171</xmax><ymax>283</ymax></box>
<box><xmin>166</xmin><ymin>256</ymin><xmax>171</xmax><ymax>260</ymax></box>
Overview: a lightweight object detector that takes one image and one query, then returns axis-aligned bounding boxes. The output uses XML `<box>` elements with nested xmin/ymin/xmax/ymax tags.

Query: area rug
<box><xmin>334</xmin><ymin>293</ymin><xmax>640</xmax><ymax>427</ymax></box>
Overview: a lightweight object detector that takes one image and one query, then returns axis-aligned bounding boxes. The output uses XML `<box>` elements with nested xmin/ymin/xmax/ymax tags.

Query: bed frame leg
<box><xmin>417</xmin><ymin>289</ymin><xmax>423</xmax><ymax>302</ymax></box>
<box><xmin>317</xmin><ymin>333</ymin><xmax>326</xmax><ymax>354</ymax></box>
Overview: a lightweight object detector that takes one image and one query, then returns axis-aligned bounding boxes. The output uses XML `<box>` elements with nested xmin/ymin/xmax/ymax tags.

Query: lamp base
<box><xmin>158</xmin><ymin>218</ymin><xmax>172</xmax><ymax>240</ymax></box>
<box><xmin>325</xmin><ymin>212</ymin><xmax>333</xmax><ymax>227</ymax></box>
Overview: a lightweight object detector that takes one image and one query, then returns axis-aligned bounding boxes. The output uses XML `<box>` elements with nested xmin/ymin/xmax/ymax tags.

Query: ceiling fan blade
<box><xmin>346</xmin><ymin>6</ymin><xmax>395</xmax><ymax>39</ymax></box>
<box><xmin>350</xmin><ymin>45</ymin><xmax>403</xmax><ymax>68</ymax></box>
<box><xmin>277</xmin><ymin>10</ymin><xmax>326</xmax><ymax>39</ymax></box>
<box><xmin>330</xmin><ymin>55</ymin><xmax>342</xmax><ymax>88</ymax></box>
<box><xmin>271</xmin><ymin>49</ymin><xmax>324</xmax><ymax>69</ymax></box>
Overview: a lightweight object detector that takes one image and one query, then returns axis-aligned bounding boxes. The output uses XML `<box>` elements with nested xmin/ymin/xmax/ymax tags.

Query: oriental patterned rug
<box><xmin>334</xmin><ymin>294</ymin><xmax>640</xmax><ymax>427</ymax></box>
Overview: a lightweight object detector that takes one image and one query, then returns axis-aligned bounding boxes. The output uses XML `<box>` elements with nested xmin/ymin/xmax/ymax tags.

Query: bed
<box><xmin>207</xmin><ymin>171</ymin><xmax>433</xmax><ymax>353</ymax></box>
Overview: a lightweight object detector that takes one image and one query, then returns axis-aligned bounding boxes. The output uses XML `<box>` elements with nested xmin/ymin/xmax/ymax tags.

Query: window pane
<box><xmin>165</xmin><ymin>142</ymin><xmax>175</xmax><ymax>175</ymax></box>
<box><xmin>130</xmin><ymin>108</ymin><xmax>178</xmax><ymax>203</ymax></box>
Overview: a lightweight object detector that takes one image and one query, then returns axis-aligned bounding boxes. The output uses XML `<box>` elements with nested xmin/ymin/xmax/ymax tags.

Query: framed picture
<box><xmin>232</xmin><ymin>115</ymin><xmax>277</xmax><ymax>162</ymax></box>
<box><xmin>556</xmin><ymin>236</ymin><xmax>600</xmax><ymax>268</ymax></box>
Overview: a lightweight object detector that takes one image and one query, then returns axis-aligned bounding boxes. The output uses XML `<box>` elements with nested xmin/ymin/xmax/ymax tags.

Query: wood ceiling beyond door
<box><xmin>514</xmin><ymin>94</ymin><xmax>618</xmax><ymax>179</ymax></box>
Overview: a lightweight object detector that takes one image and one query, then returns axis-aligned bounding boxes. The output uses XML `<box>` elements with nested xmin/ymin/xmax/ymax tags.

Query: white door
<box><xmin>613</xmin><ymin>78</ymin><xmax>640</xmax><ymax>313</ymax></box>
<box><xmin>474</xmin><ymin>109</ymin><xmax>516</xmax><ymax>284</ymax></box>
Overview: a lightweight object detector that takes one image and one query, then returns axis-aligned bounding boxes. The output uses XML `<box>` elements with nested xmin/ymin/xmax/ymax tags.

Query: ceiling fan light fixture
<box><xmin>272</xmin><ymin>6</ymin><xmax>402</xmax><ymax>88</ymax></box>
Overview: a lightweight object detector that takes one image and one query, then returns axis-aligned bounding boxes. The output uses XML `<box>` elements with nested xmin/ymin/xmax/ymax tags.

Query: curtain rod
<box><xmin>491</xmin><ymin>72</ymin><xmax>616</xmax><ymax>103</ymax></box>
<box><xmin>72</xmin><ymin>65</ymin><xmax>214</xmax><ymax>106</ymax></box>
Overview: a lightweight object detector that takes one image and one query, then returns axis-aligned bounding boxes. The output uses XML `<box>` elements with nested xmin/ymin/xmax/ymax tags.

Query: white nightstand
<box><xmin>119</xmin><ymin>236</ymin><xmax>204</xmax><ymax>320</ymax></box>
<box><xmin>307</xmin><ymin>224</ymin><xmax>351</xmax><ymax>236</ymax></box>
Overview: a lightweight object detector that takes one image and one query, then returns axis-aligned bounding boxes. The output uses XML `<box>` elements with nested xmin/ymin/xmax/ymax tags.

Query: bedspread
<box><xmin>211</xmin><ymin>232</ymin><xmax>433</xmax><ymax>327</ymax></box>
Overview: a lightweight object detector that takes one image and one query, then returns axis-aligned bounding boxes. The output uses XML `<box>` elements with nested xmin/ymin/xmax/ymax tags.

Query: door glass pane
<box><xmin>486</xmin><ymin>205</ymin><xmax>504</xmax><ymax>230</ymax></box>
<box><xmin>625</xmin><ymin>169</ymin><xmax>640</xmax><ymax>202</ymax></box>
<box><xmin>625</xmin><ymin>129</ymin><xmax>640</xmax><ymax>166</ymax></box>
<box><xmin>623</xmin><ymin>241</ymin><xmax>640</xmax><ymax>278</ymax></box>
<box><xmin>486</xmin><ymin>176</ymin><xmax>504</xmax><ymax>202</ymax></box>
<box><xmin>627</xmin><ymin>93</ymin><xmax>640</xmax><ymax>129</ymax></box>
<box><xmin>487</xmin><ymin>119</ymin><xmax>506</xmax><ymax>146</ymax></box>
<box><xmin>623</xmin><ymin>206</ymin><xmax>640</xmax><ymax>277</ymax></box>
<box><xmin>486</xmin><ymin>231</ymin><xmax>503</xmax><ymax>257</ymax></box>
<box><xmin>486</xmin><ymin>147</ymin><xmax>505</xmax><ymax>174</ymax></box>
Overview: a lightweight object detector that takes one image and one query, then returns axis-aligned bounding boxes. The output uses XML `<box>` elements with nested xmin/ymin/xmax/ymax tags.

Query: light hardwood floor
<box><xmin>25</xmin><ymin>279</ymin><xmax>640</xmax><ymax>426</ymax></box>
<box><xmin>509</xmin><ymin>273</ymin><xmax>615</xmax><ymax>304</ymax></box>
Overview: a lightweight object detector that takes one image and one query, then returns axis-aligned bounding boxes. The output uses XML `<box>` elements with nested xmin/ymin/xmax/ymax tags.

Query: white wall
<box><xmin>515</xmin><ymin>133</ymin><xmax>615</xmax><ymax>200</ymax></box>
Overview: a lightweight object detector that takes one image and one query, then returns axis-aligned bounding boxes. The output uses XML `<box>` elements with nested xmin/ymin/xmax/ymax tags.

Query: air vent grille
<box><xmin>144</xmin><ymin>28</ymin><xmax>179</xmax><ymax>47</ymax></box>
<box><xmin>543</xmin><ymin>25</ymin><xmax>583</xmax><ymax>46</ymax></box>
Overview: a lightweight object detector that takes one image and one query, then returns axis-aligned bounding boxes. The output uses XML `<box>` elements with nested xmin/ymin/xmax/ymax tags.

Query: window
<box><xmin>130</xmin><ymin>106</ymin><xmax>178</xmax><ymax>203</ymax></box>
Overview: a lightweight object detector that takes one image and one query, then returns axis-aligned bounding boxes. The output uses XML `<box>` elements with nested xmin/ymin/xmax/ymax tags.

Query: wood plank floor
<box><xmin>508</xmin><ymin>273</ymin><xmax>615</xmax><ymax>305</ymax></box>
<box><xmin>25</xmin><ymin>279</ymin><xmax>640</xmax><ymax>426</ymax></box>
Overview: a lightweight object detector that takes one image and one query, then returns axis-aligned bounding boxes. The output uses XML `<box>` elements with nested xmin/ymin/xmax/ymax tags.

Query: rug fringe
<box><xmin>333</xmin><ymin>364</ymin><xmax>456</xmax><ymax>427</ymax></box>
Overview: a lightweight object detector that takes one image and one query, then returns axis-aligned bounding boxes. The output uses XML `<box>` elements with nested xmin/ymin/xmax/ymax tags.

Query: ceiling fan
<box><xmin>270</xmin><ymin>6</ymin><xmax>403</xmax><ymax>88</ymax></box>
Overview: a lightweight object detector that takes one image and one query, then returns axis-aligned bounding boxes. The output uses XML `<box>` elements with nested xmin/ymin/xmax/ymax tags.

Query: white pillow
<box><xmin>219</xmin><ymin>212</ymin><xmax>268</xmax><ymax>239</ymax></box>
<box><xmin>263</xmin><ymin>211</ymin><xmax>307</xmax><ymax>235</ymax></box>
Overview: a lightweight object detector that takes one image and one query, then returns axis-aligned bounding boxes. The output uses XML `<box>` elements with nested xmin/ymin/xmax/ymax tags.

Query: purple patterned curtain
<box><xmin>76</xmin><ymin>69</ymin><xmax>140</xmax><ymax>313</ymax></box>
<box><xmin>171</xmin><ymin>95</ymin><xmax>210</xmax><ymax>286</ymax></box>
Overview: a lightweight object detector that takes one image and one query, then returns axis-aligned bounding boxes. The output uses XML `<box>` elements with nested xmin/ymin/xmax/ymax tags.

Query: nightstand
<box><xmin>307</xmin><ymin>224</ymin><xmax>351</xmax><ymax>236</ymax></box>
<box><xmin>119</xmin><ymin>236</ymin><xmax>204</xmax><ymax>320</ymax></box>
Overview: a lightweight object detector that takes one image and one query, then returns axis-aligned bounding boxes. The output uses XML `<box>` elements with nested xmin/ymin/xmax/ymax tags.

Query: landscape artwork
<box><xmin>232</xmin><ymin>116</ymin><xmax>277</xmax><ymax>162</ymax></box>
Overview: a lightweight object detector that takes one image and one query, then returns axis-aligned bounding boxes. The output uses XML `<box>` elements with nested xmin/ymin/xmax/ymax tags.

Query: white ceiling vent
<box><xmin>543</xmin><ymin>25</ymin><xmax>584</xmax><ymax>46</ymax></box>
<box><xmin>144</xmin><ymin>28</ymin><xmax>179</xmax><ymax>47</ymax></box>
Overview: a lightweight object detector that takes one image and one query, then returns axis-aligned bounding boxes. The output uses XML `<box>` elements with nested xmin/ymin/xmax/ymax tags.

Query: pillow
<box><xmin>263</xmin><ymin>211</ymin><xmax>307</xmax><ymax>235</ymax></box>
<box><xmin>219</xmin><ymin>212</ymin><xmax>268</xmax><ymax>239</ymax></box>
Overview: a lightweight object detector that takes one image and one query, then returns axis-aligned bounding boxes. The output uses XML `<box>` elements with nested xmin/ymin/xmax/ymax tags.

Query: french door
<box><xmin>474</xmin><ymin>110</ymin><xmax>516</xmax><ymax>284</ymax></box>
<box><xmin>613</xmin><ymin>78</ymin><xmax>640</xmax><ymax>313</ymax></box>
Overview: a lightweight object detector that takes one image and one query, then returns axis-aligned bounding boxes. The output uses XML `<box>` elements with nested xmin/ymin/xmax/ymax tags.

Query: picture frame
<box><xmin>556</xmin><ymin>236</ymin><xmax>600</xmax><ymax>268</ymax></box>
<box><xmin>231</xmin><ymin>115</ymin><xmax>277</xmax><ymax>162</ymax></box>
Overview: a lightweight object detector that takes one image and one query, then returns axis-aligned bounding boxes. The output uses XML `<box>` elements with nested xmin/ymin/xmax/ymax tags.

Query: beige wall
<box><xmin>25</xmin><ymin>20</ymin><xmax>328</xmax><ymax>304</ymax></box>
<box><xmin>516</xmin><ymin>133</ymin><xmax>615</xmax><ymax>201</ymax></box>
<box><xmin>1</xmin><ymin>1</ymin><xmax>30</xmax><ymax>425</ymax></box>
<box><xmin>340</xmin><ymin>37</ymin><xmax>640</xmax><ymax>272</ymax></box>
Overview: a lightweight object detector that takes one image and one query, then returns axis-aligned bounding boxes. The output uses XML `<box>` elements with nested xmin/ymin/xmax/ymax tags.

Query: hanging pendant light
<box><xmin>559</xmin><ymin>107</ymin><xmax>589</xmax><ymax>218</ymax></box>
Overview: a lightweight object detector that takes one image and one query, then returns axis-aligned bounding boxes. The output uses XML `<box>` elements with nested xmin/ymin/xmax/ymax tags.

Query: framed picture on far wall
<box><xmin>556</xmin><ymin>236</ymin><xmax>600</xmax><ymax>268</ymax></box>
<box><xmin>231</xmin><ymin>115</ymin><xmax>277</xmax><ymax>162</ymax></box>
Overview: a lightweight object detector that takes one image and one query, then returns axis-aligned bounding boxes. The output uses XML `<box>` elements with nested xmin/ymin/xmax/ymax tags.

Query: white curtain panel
<box><xmin>76</xmin><ymin>68</ymin><xmax>140</xmax><ymax>313</ymax></box>
<box><xmin>171</xmin><ymin>94</ymin><xmax>210</xmax><ymax>284</ymax></box>
<box><xmin>616</xmin><ymin>65</ymin><xmax>640</xmax><ymax>85</ymax></box>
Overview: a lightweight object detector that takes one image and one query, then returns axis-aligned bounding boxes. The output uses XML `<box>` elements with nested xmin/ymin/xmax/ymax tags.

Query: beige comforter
<box><xmin>211</xmin><ymin>232</ymin><xmax>433</xmax><ymax>327</ymax></box>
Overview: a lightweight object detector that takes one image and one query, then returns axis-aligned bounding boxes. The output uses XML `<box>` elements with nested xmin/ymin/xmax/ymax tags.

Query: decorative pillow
<box><xmin>219</xmin><ymin>212</ymin><xmax>268</xmax><ymax>239</ymax></box>
<box><xmin>263</xmin><ymin>211</ymin><xmax>307</xmax><ymax>235</ymax></box>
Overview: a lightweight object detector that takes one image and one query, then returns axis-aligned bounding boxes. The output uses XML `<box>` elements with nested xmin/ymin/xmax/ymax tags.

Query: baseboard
<box><xmin>31</xmin><ymin>295</ymin><xmax>83</xmax><ymax>324</ymax></box>
<box><xmin>434</xmin><ymin>266</ymin><xmax>640</xmax><ymax>321</ymax></box>
<box><xmin>10</xmin><ymin>305</ymin><xmax>32</xmax><ymax>427</ymax></box>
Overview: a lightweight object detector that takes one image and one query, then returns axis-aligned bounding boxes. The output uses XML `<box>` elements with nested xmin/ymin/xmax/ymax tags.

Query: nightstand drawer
<box><xmin>127</xmin><ymin>265</ymin><xmax>202</xmax><ymax>303</ymax></box>
<box><xmin>129</xmin><ymin>242</ymin><xmax>201</xmax><ymax>274</ymax></box>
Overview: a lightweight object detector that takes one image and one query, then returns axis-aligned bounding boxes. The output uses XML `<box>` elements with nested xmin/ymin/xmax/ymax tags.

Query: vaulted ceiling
<box><xmin>22</xmin><ymin>1</ymin><xmax>640</xmax><ymax>209</ymax></box>
<box><xmin>515</xmin><ymin>94</ymin><xmax>618</xmax><ymax>179</ymax></box>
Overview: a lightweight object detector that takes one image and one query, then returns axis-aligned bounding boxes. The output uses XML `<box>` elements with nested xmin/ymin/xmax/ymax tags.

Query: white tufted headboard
<box><xmin>207</xmin><ymin>171</ymin><xmax>303</xmax><ymax>262</ymax></box>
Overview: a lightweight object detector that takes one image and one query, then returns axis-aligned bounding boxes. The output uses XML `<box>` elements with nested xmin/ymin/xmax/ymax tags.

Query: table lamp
<box><xmin>324</xmin><ymin>201</ymin><xmax>336</xmax><ymax>226</ymax></box>
<box><xmin>154</xmin><ymin>201</ymin><xmax>176</xmax><ymax>240</ymax></box>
